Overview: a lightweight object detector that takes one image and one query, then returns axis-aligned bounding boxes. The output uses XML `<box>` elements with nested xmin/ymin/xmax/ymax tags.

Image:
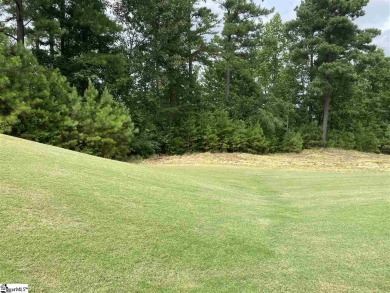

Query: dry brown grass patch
<box><xmin>143</xmin><ymin>148</ymin><xmax>390</xmax><ymax>173</ymax></box>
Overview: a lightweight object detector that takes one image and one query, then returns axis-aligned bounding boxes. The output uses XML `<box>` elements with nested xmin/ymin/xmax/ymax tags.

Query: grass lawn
<box><xmin>1</xmin><ymin>134</ymin><xmax>389</xmax><ymax>292</ymax></box>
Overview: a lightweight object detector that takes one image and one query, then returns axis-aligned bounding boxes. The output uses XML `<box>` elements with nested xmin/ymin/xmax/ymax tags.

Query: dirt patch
<box><xmin>142</xmin><ymin>149</ymin><xmax>390</xmax><ymax>173</ymax></box>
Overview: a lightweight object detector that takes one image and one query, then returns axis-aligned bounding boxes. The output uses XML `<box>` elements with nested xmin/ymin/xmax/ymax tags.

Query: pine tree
<box><xmin>214</xmin><ymin>0</ymin><xmax>272</xmax><ymax>102</ymax></box>
<box><xmin>287</xmin><ymin>0</ymin><xmax>380</xmax><ymax>146</ymax></box>
<box><xmin>0</xmin><ymin>0</ymin><xmax>26</xmax><ymax>44</ymax></box>
<box><xmin>254</xmin><ymin>13</ymin><xmax>298</xmax><ymax>141</ymax></box>
<box><xmin>0</xmin><ymin>37</ymin><xmax>50</xmax><ymax>137</ymax></box>
<box><xmin>0</xmin><ymin>36</ymin><xmax>78</xmax><ymax>145</ymax></box>
<box><xmin>115</xmin><ymin>0</ymin><xmax>218</xmax><ymax>153</ymax></box>
<box><xmin>76</xmin><ymin>81</ymin><xmax>135</xmax><ymax>160</ymax></box>
<box><xmin>230</xmin><ymin>120</ymin><xmax>247</xmax><ymax>152</ymax></box>
<box><xmin>245</xmin><ymin>123</ymin><xmax>268</xmax><ymax>154</ymax></box>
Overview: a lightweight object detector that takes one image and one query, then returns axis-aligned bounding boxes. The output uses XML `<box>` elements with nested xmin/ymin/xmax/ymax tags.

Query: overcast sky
<box><xmin>205</xmin><ymin>0</ymin><xmax>390</xmax><ymax>55</ymax></box>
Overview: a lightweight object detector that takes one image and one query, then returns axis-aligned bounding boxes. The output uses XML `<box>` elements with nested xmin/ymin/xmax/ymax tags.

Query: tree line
<box><xmin>1</xmin><ymin>0</ymin><xmax>389</xmax><ymax>159</ymax></box>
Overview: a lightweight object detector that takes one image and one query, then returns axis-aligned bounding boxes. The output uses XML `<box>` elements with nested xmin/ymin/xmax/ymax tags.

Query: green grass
<box><xmin>1</xmin><ymin>134</ymin><xmax>389</xmax><ymax>292</ymax></box>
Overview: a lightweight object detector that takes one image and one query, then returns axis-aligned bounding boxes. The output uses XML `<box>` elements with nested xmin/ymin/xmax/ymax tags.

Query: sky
<box><xmin>205</xmin><ymin>0</ymin><xmax>390</xmax><ymax>55</ymax></box>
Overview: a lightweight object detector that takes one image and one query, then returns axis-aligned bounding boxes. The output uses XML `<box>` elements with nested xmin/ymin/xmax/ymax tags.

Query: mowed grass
<box><xmin>1</xmin><ymin>134</ymin><xmax>389</xmax><ymax>292</ymax></box>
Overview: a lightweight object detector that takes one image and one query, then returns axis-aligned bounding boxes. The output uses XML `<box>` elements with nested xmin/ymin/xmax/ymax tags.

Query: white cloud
<box><xmin>374</xmin><ymin>29</ymin><xmax>390</xmax><ymax>55</ymax></box>
<box><xmin>383</xmin><ymin>15</ymin><xmax>390</xmax><ymax>31</ymax></box>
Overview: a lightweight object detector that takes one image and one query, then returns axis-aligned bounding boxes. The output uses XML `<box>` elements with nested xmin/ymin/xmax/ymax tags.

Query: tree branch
<box><xmin>0</xmin><ymin>16</ymin><xmax>16</xmax><ymax>23</ymax></box>
<box><xmin>0</xmin><ymin>29</ymin><xmax>17</xmax><ymax>40</ymax></box>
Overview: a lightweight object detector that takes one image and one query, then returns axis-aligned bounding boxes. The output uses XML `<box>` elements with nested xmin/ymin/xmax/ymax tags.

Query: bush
<box><xmin>299</xmin><ymin>122</ymin><xmax>322</xmax><ymax>148</ymax></box>
<box><xmin>354</xmin><ymin>125</ymin><xmax>380</xmax><ymax>153</ymax></box>
<box><xmin>355</xmin><ymin>133</ymin><xmax>379</xmax><ymax>153</ymax></box>
<box><xmin>213</xmin><ymin>110</ymin><xmax>233</xmax><ymax>152</ymax></box>
<box><xmin>282</xmin><ymin>132</ymin><xmax>303</xmax><ymax>153</ymax></box>
<box><xmin>380</xmin><ymin>125</ymin><xmax>390</xmax><ymax>154</ymax></box>
<box><xmin>202</xmin><ymin>125</ymin><xmax>219</xmax><ymax>152</ymax></box>
<box><xmin>230</xmin><ymin>120</ymin><xmax>247</xmax><ymax>152</ymax></box>
<box><xmin>75</xmin><ymin>82</ymin><xmax>135</xmax><ymax>160</ymax></box>
<box><xmin>381</xmin><ymin>142</ymin><xmax>390</xmax><ymax>154</ymax></box>
<box><xmin>182</xmin><ymin>116</ymin><xmax>198</xmax><ymax>152</ymax></box>
<box><xmin>166</xmin><ymin>136</ymin><xmax>187</xmax><ymax>155</ymax></box>
<box><xmin>131</xmin><ymin>130</ymin><xmax>157</xmax><ymax>158</ymax></box>
<box><xmin>0</xmin><ymin>37</ymin><xmax>136</xmax><ymax>160</ymax></box>
<box><xmin>197</xmin><ymin>111</ymin><xmax>231</xmax><ymax>152</ymax></box>
<box><xmin>245</xmin><ymin>124</ymin><xmax>269</xmax><ymax>154</ymax></box>
<box><xmin>0</xmin><ymin>39</ymin><xmax>79</xmax><ymax>146</ymax></box>
<box><xmin>328</xmin><ymin>130</ymin><xmax>355</xmax><ymax>150</ymax></box>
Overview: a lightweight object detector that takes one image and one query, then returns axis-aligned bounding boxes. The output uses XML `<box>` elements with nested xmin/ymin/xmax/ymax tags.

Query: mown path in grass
<box><xmin>157</xmin><ymin>166</ymin><xmax>390</xmax><ymax>291</ymax></box>
<box><xmin>1</xmin><ymin>135</ymin><xmax>389</xmax><ymax>292</ymax></box>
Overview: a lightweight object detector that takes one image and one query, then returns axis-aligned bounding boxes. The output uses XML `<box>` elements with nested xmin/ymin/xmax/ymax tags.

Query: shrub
<box><xmin>131</xmin><ymin>129</ymin><xmax>157</xmax><ymax>158</ymax></box>
<box><xmin>166</xmin><ymin>136</ymin><xmax>187</xmax><ymax>155</ymax></box>
<box><xmin>76</xmin><ymin>83</ymin><xmax>135</xmax><ymax>160</ymax></box>
<box><xmin>213</xmin><ymin>110</ymin><xmax>233</xmax><ymax>152</ymax></box>
<box><xmin>202</xmin><ymin>125</ymin><xmax>219</xmax><ymax>152</ymax></box>
<box><xmin>245</xmin><ymin>124</ymin><xmax>269</xmax><ymax>154</ymax></box>
<box><xmin>282</xmin><ymin>132</ymin><xmax>303</xmax><ymax>153</ymax></box>
<box><xmin>354</xmin><ymin>126</ymin><xmax>380</xmax><ymax>153</ymax></box>
<box><xmin>328</xmin><ymin>130</ymin><xmax>355</xmax><ymax>150</ymax></box>
<box><xmin>380</xmin><ymin>125</ymin><xmax>390</xmax><ymax>154</ymax></box>
<box><xmin>299</xmin><ymin>122</ymin><xmax>322</xmax><ymax>148</ymax></box>
<box><xmin>230</xmin><ymin>120</ymin><xmax>247</xmax><ymax>152</ymax></box>
<box><xmin>0</xmin><ymin>37</ymin><xmax>135</xmax><ymax>160</ymax></box>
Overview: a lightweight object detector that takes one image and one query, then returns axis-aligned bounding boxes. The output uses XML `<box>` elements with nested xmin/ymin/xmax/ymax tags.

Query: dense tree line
<box><xmin>1</xmin><ymin>0</ymin><xmax>389</xmax><ymax>159</ymax></box>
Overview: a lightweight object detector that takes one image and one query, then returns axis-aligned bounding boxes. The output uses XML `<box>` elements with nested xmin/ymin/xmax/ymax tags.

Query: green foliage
<box><xmin>131</xmin><ymin>131</ymin><xmax>158</xmax><ymax>158</ymax></box>
<box><xmin>230</xmin><ymin>120</ymin><xmax>247</xmax><ymax>152</ymax></box>
<box><xmin>2</xmin><ymin>0</ymin><xmax>124</xmax><ymax>93</ymax></box>
<box><xmin>1</xmin><ymin>0</ymin><xmax>389</xmax><ymax>157</ymax></box>
<box><xmin>0</xmin><ymin>37</ymin><xmax>135</xmax><ymax>160</ymax></box>
<box><xmin>282</xmin><ymin>132</ymin><xmax>303</xmax><ymax>153</ymax></box>
<box><xmin>380</xmin><ymin>125</ymin><xmax>390</xmax><ymax>154</ymax></box>
<box><xmin>204</xmin><ymin>0</ymin><xmax>272</xmax><ymax>115</ymax></box>
<box><xmin>0</xmin><ymin>39</ymin><xmax>25</xmax><ymax>133</ymax></box>
<box><xmin>287</xmin><ymin>0</ymin><xmax>380</xmax><ymax>146</ymax></box>
<box><xmin>354</xmin><ymin>125</ymin><xmax>380</xmax><ymax>153</ymax></box>
<box><xmin>182</xmin><ymin>116</ymin><xmax>199</xmax><ymax>153</ymax></box>
<box><xmin>213</xmin><ymin>110</ymin><xmax>233</xmax><ymax>152</ymax></box>
<box><xmin>75</xmin><ymin>82</ymin><xmax>135</xmax><ymax>160</ymax></box>
<box><xmin>328</xmin><ymin>131</ymin><xmax>356</xmax><ymax>150</ymax></box>
<box><xmin>245</xmin><ymin>124</ymin><xmax>269</xmax><ymax>154</ymax></box>
<box><xmin>299</xmin><ymin>122</ymin><xmax>323</xmax><ymax>149</ymax></box>
<box><xmin>0</xmin><ymin>37</ymin><xmax>77</xmax><ymax>144</ymax></box>
<box><xmin>161</xmin><ymin>111</ymin><xmax>269</xmax><ymax>155</ymax></box>
<box><xmin>201</xmin><ymin>125</ymin><xmax>219</xmax><ymax>152</ymax></box>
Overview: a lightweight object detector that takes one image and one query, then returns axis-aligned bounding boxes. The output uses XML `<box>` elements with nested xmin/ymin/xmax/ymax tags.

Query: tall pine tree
<box><xmin>287</xmin><ymin>0</ymin><xmax>380</xmax><ymax>146</ymax></box>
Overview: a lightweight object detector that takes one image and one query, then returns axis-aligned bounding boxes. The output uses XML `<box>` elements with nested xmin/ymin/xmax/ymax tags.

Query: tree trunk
<box><xmin>35</xmin><ymin>37</ymin><xmax>40</xmax><ymax>50</ymax></box>
<box><xmin>189</xmin><ymin>55</ymin><xmax>193</xmax><ymax>79</ymax></box>
<box><xmin>187</xmin><ymin>2</ymin><xmax>193</xmax><ymax>81</ymax></box>
<box><xmin>189</xmin><ymin>54</ymin><xmax>195</xmax><ymax>97</ymax></box>
<box><xmin>225</xmin><ymin>30</ymin><xmax>232</xmax><ymax>103</ymax></box>
<box><xmin>49</xmin><ymin>33</ymin><xmax>55</xmax><ymax>58</ymax></box>
<box><xmin>322</xmin><ymin>92</ymin><xmax>331</xmax><ymax>147</ymax></box>
<box><xmin>60</xmin><ymin>0</ymin><xmax>66</xmax><ymax>54</ymax></box>
<box><xmin>15</xmin><ymin>0</ymin><xmax>24</xmax><ymax>44</ymax></box>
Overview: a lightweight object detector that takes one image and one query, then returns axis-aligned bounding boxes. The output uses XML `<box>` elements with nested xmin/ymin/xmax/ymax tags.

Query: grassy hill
<box><xmin>1</xmin><ymin>134</ymin><xmax>389</xmax><ymax>292</ymax></box>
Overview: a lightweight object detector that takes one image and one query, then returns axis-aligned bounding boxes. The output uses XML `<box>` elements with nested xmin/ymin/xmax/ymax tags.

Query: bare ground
<box><xmin>142</xmin><ymin>149</ymin><xmax>390</xmax><ymax>173</ymax></box>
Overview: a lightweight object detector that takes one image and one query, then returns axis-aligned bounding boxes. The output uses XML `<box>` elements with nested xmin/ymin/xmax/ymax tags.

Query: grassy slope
<box><xmin>1</xmin><ymin>134</ymin><xmax>389</xmax><ymax>292</ymax></box>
